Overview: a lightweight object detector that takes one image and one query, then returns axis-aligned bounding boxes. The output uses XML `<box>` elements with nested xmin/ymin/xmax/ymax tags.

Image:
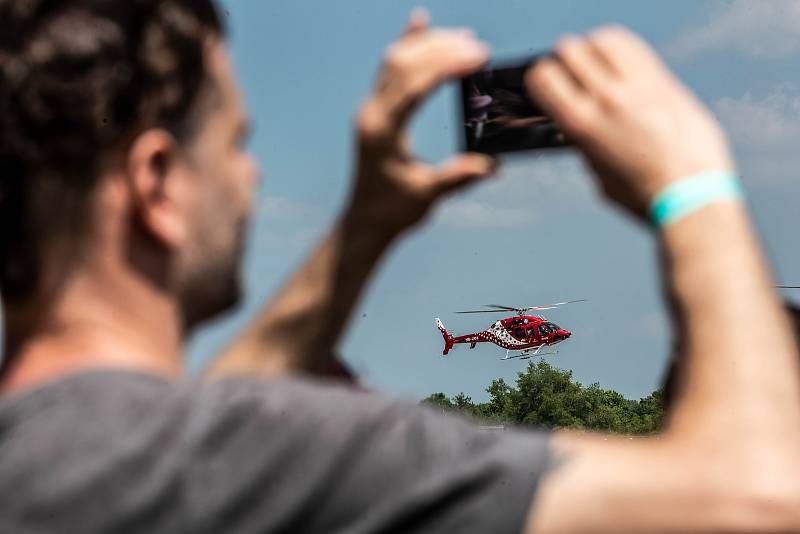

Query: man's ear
<box><xmin>125</xmin><ymin>129</ymin><xmax>190</xmax><ymax>249</ymax></box>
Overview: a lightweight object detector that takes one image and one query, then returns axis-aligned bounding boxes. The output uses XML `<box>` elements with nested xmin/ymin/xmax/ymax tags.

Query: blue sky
<box><xmin>188</xmin><ymin>0</ymin><xmax>800</xmax><ymax>402</ymax></box>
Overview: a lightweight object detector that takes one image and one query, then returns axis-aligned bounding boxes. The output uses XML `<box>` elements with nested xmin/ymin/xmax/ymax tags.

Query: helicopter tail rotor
<box><xmin>435</xmin><ymin>318</ymin><xmax>455</xmax><ymax>356</ymax></box>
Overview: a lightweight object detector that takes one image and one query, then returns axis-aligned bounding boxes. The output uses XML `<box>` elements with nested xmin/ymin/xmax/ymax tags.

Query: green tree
<box><xmin>422</xmin><ymin>361</ymin><xmax>664</xmax><ymax>435</ymax></box>
<box><xmin>421</xmin><ymin>392</ymin><xmax>454</xmax><ymax>413</ymax></box>
<box><xmin>481</xmin><ymin>378</ymin><xmax>512</xmax><ymax>421</ymax></box>
<box><xmin>452</xmin><ymin>392</ymin><xmax>473</xmax><ymax>409</ymax></box>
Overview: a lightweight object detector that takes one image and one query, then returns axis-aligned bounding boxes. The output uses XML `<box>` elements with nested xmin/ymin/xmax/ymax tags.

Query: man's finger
<box><xmin>402</xmin><ymin>8</ymin><xmax>430</xmax><ymax>36</ymax></box>
<box><xmin>428</xmin><ymin>153</ymin><xmax>498</xmax><ymax>197</ymax></box>
<box><xmin>554</xmin><ymin>35</ymin><xmax>615</xmax><ymax>93</ymax></box>
<box><xmin>525</xmin><ymin>58</ymin><xmax>596</xmax><ymax>138</ymax></box>
<box><xmin>587</xmin><ymin>26</ymin><xmax>663</xmax><ymax>80</ymax></box>
<box><xmin>374</xmin><ymin>30</ymin><xmax>490</xmax><ymax>136</ymax></box>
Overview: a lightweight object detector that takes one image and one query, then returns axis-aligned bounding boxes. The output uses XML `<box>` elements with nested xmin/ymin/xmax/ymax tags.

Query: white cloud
<box><xmin>434</xmin><ymin>153</ymin><xmax>596</xmax><ymax>230</ymax></box>
<box><xmin>437</xmin><ymin>199</ymin><xmax>534</xmax><ymax>229</ymax></box>
<box><xmin>631</xmin><ymin>309</ymin><xmax>669</xmax><ymax>340</ymax></box>
<box><xmin>669</xmin><ymin>0</ymin><xmax>800</xmax><ymax>59</ymax></box>
<box><xmin>493</xmin><ymin>155</ymin><xmax>594</xmax><ymax>201</ymax></box>
<box><xmin>712</xmin><ymin>84</ymin><xmax>800</xmax><ymax>183</ymax></box>
<box><xmin>248</xmin><ymin>195</ymin><xmax>322</xmax><ymax>252</ymax></box>
<box><xmin>259</xmin><ymin>195</ymin><xmax>307</xmax><ymax>221</ymax></box>
<box><xmin>254</xmin><ymin>227</ymin><xmax>319</xmax><ymax>251</ymax></box>
<box><xmin>715</xmin><ymin>84</ymin><xmax>800</xmax><ymax>152</ymax></box>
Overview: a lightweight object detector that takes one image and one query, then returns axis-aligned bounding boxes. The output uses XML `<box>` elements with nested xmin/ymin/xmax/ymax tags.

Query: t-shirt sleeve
<box><xmin>180</xmin><ymin>376</ymin><xmax>550</xmax><ymax>534</ymax></box>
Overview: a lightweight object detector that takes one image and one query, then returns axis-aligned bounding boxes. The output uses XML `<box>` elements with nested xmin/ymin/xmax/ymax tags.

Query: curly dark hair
<box><xmin>0</xmin><ymin>0</ymin><xmax>225</xmax><ymax>302</ymax></box>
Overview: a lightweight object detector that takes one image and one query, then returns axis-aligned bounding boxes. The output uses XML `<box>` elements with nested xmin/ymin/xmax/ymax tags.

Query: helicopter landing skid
<box><xmin>502</xmin><ymin>347</ymin><xmax>559</xmax><ymax>361</ymax></box>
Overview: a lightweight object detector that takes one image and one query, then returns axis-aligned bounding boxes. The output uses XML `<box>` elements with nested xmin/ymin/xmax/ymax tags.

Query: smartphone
<box><xmin>459</xmin><ymin>53</ymin><xmax>569</xmax><ymax>155</ymax></box>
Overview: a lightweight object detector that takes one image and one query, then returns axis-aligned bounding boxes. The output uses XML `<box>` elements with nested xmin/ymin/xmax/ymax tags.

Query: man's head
<box><xmin>0</xmin><ymin>0</ymin><xmax>259</xmax><ymax>333</ymax></box>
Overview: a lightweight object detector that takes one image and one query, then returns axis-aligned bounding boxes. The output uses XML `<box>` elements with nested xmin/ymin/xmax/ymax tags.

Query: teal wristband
<box><xmin>649</xmin><ymin>171</ymin><xmax>744</xmax><ymax>228</ymax></box>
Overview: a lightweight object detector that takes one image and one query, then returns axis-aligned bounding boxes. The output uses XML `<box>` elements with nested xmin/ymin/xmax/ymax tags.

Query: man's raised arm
<box><xmin>207</xmin><ymin>13</ymin><xmax>496</xmax><ymax>378</ymax></box>
<box><xmin>523</xmin><ymin>28</ymin><xmax>800</xmax><ymax>533</ymax></box>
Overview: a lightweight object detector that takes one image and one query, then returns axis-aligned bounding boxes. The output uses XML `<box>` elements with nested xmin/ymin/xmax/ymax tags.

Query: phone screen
<box><xmin>460</xmin><ymin>54</ymin><xmax>569</xmax><ymax>155</ymax></box>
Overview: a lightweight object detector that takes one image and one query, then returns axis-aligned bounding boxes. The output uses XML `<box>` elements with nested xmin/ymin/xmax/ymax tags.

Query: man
<box><xmin>0</xmin><ymin>1</ymin><xmax>798</xmax><ymax>532</ymax></box>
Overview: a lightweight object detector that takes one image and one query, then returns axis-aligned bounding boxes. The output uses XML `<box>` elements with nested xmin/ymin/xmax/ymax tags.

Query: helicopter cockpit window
<box><xmin>513</xmin><ymin>328</ymin><xmax>525</xmax><ymax>340</ymax></box>
<box><xmin>538</xmin><ymin>324</ymin><xmax>548</xmax><ymax>337</ymax></box>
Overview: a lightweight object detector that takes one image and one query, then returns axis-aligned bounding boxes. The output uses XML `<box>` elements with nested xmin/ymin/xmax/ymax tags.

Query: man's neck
<box><xmin>1</xmin><ymin>270</ymin><xmax>184</xmax><ymax>396</ymax></box>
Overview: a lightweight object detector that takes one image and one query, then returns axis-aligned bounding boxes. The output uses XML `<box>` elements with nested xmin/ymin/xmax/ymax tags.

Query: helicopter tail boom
<box><xmin>435</xmin><ymin>318</ymin><xmax>455</xmax><ymax>356</ymax></box>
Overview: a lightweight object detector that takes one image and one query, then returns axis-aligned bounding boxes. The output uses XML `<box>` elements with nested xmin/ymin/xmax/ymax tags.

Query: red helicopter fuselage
<box><xmin>436</xmin><ymin>315</ymin><xmax>572</xmax><ymax>356</ymax></box>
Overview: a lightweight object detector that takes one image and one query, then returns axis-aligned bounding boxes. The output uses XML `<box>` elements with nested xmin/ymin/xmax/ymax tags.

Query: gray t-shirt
<box><xmin>0</xmin><ymin>371</ymin><xmax>550</xmax><ymax>533</ymax></box>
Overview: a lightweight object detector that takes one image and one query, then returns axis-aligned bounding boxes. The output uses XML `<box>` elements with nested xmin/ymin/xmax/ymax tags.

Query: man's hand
<box><xmin>348</xmin><ymin>11</ymin><xmax>496</xmax><ymax>234</ymax></box>
<box><xmin>522</xmin><ymin>26</ymin><xmax>800</xmax><ymax>534</ymax></box>
<box><xmin>210</xmin><ymin>13</ymin><xmax>498</xmax><ymax>378</ymax></box>
<box><xmin>526</xmin><ymin>27</ymin><xmax>733</xmax><ymax>218</ymax></box>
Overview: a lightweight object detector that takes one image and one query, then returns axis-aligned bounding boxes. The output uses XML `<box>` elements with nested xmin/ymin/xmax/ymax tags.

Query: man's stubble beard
<box><xmin>179</xmin><ymin>217</ymin><xmax>249</xmax><ymax>331</ymax></box>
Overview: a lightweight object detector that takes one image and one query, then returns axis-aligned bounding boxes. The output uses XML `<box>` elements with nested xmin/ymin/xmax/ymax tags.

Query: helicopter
<box><xmin>435</xmin><ymin>300</ymin><xmax>585</xmax><ymax>360</ymax></box>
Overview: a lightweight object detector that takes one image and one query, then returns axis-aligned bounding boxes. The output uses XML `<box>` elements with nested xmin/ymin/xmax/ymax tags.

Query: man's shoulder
<box><xmin>0</xmin><ymin>370</ymin><xmax>551</xmax><ymax>533</ymax></box>
<box><xmin>0</xmin><ymin>370</ymin><xmax>180</xmax><ymax>436</ymax></box>
<box><xmin>0</xmin><ymin>370</ymin><xmax>402</xmax><ymax>529</ymax></box>
<box><xmin>0</xmin><ymin>368</ymin><xmax>394</xmax><ymax>411</ymax></box>
<box><xmin>0</xmin><ymin>369</ymin><xmax>437</xmax><ymax>461</ymax></box>
<box><xmin>0</xmin><ymin>369</ymin><xmax>548</xmax><ymax>454</ymax></box>
<box><xmin>0</xmin><ymin>369</ymin><xmax>405</xmax><ymax>438</ymax></box>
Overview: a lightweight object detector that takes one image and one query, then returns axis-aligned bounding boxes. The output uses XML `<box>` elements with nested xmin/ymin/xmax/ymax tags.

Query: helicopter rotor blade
<box><xmin>455</xmin><ymin>304</ymin><xmax>520</xmax><ymax>314</ymax></box>
<box><xmin>777</xmin><ymin>286</ymin><xmax>800</xmax><ymax>289</ymax></box>
<box><xmin>522</xmin><ymin>299</ymin><xmax>587</xmax><ymax>312</ymax></box>
<box><xmin>454</xmin><ymin>309</ymin><xmax>511</xmax><ymax>314</ymax></box>
<box><xmin>484</xmin><ymin>304</ymin><xmax>520</xmax><ymax>311</ymax></box>
<box><xmin>455</xmin><ymin>300</ymin><xmax>586</xmax><ymax>315</ymax></box>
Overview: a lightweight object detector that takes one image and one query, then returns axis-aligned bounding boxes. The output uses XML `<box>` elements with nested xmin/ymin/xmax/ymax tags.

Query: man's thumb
<box><xmin>431</xmin><ymin>153</ymin><xmax>498</xmax><ymax>196</ymax></box>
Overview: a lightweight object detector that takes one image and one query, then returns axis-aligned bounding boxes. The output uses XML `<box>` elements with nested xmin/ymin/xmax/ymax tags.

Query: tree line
<box><xmin>422</xmin><ymin>360</ymin><xmax>664</xmax><ymax>435</ymax></box>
